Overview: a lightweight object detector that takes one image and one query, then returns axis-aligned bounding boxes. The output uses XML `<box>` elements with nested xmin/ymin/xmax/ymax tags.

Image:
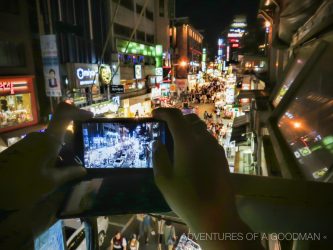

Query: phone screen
<box><xmin>80</xmin><ymin>121</ymin><xmax>166</xmax><ymax>169</ymax></box>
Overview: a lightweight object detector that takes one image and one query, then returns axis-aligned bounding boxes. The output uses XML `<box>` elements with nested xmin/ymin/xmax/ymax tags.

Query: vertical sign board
<box><xmin>40</xmin><ymin>35</ymin><xmax>62</xmax><ymax>97</ymax></box>
<box><xmin>134</xmin><ymin>65</ymin><xmax>143</xmax><ymax>80</ymax></box>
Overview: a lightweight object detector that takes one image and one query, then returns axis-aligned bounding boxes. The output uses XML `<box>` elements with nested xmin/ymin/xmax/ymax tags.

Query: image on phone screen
<box><xmin>81</xmin><ymin>121</ymin><xmax>165</xmax><ymax>169</ymax></box>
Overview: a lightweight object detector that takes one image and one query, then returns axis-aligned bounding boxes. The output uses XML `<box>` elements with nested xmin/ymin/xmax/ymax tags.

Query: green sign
<box><xmin>116</xmin><ymin>39</ymin><xmax>159</xmax><ymax>57</ymax></box>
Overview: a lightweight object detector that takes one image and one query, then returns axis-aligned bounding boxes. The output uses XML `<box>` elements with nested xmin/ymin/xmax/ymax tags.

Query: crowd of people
<box><xmin>109</xmin><ymin>214</ymin><xmax>179</xmax><ymax>250</ymax></box>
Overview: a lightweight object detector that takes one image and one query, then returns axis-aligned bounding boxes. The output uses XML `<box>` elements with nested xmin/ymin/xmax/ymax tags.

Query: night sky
<box><xmin>176</xmin><ymin>0</ymin><xmax>261</xmax><ymax>55</ymax></box>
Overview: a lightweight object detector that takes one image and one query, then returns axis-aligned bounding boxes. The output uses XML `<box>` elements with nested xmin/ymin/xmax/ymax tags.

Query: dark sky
<box><xmin>176</xmin><ymin>0</ymin><xmax>261</xmax><ymax>54</ymax></box>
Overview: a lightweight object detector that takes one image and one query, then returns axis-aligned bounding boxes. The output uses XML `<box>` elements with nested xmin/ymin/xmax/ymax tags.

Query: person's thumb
<box><xmin>152</xmin><ymin>141</ymin><xmax>172</xmax><ymax>185</ymax></box>
<box><xmin>51</xmin><ymin>165</ymin><xmax>87</xmax><ymax>187</ymax></box>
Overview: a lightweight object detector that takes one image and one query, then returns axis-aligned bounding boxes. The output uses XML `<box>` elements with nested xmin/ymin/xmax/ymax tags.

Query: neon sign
<box><xmin>0</xmin><ymin>82</ymin><xmax>15</xmax><ymax>94</ymax></box>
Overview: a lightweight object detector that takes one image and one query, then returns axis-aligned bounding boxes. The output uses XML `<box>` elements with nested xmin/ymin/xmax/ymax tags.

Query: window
<box><xmin>146</xmin><ymin>34</ymin><xmax>155</xmax><ymax>44</ymax></box>
<box><xmin>113</xmin><ymin>0</ymin><xmax>133</xmax><ymax>11</ymax></box>
<box><xmin>114</xmin><ymin>23</ymin><xmax>133</xmax><ymax>38</ymax></box>
<box><xmin>146</xmin><ymin>9</ymin><xmax>154</xmax><ymax>21</ymax></box>
<box><xmin>0</xmin><ymin>41</ymin><xmax>26</xmax><ymax>67</ymax></box>
<box><xmin>136</xmin><ymin>30</ymin><xmax>145</xmax><ymax>42</ymax></box>
<box><xmin>159</xmin><ymin>0</ymin><xmax>165</xmax><ymax>17</ymax></box>
<box><xmin>136</xmin><ymin>4</ymin><xmax>143</xmax><ymax>14</ymax></box>
<box><xmin>0</xmin><ymin>93</ymin><xmax>34</xmax><ymax>130</ymax></box>
<box><xmin>0</xmin><ymin>0</ymin><xmax>19</xmax><ymax>14</ymax></box>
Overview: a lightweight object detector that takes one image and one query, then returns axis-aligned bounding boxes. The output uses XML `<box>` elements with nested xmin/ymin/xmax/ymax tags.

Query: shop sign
<box><xmin>110</xmin><ymin>85</ymin><xmax>124</xmax><ymax>94</ymax></box>
<box><xmin>40</xmin><ymin>35</ymin><xmax>62</xmax><ymax>97</ymax></box>
<box><xmin>75</xmin><ymin>64</ymin><xmax>99</xmax><ymax>86</ymax></box>
<box><xmin>0</xmin><ymin>82</ymin><xmax>14</xmax><ymax>94</ymax></box>
<box><xmin>134</xmin><ymin>64</ymin><xmax>143</xmax><ymax>79</ymax></box>
<box><xmin>170</xmin><ymin>84</ymin><xmax>177</xmax><ymax>92</ymax></box>
<box><xmin>99</xmin><ymin>64</ymin><xmax>112</xmax><ymax>85</ymax></box>
<box><xmin>156</xmin><ymin>76</ymin><xmax>163</xmax><ymax>84</ymax></box>
<box><xmin>0</xmin><ymin>79</ymin><xmax>30</xmax><ymax>95</ymax></box>
<box><xmin>112</xmin><ymin>96</ymin><xmax>120</xmax><ymax>106</ymax></box>
<box><xmin>156</xmin><ymin>67</ymin><xmax>163</xmax><ymax>76</ymax></box>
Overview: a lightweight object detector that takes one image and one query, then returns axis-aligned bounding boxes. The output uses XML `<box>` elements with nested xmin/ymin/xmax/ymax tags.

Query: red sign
<box><xmin>0</xmin><ymin>82</ymin><xmax>15</xmax><ymax>94</ymax></box>
<box><xmin>0</xmin><ymin>78</ymin><xmax>30</xmax><ymax>95</ymax></box>
<box><xmin>231</xmin><ymin>44</ymin><xmax>240</xmax><ymax>48</ymax></box>
<box><xmin>229</xmin><ymin>39</ymin><xmax>239</xmax><ymax>43</ymax></box>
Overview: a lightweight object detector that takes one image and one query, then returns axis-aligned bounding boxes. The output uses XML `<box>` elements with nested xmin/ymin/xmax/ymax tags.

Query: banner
<box><xmin>40</xmin><ymin>35</ymin><xmax>62</xmax><ymax>97</ymax></box>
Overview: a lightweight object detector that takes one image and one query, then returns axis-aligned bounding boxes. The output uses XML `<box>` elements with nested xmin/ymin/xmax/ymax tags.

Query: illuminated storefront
<box><xmin>121</xmin><ymin>94</ymin><xmax>152</xmax><ymax>118</ymax></box>
<box><xmin>66</xmin><ymin>63</ymin><xmax>102</xmax><ymax>105</ymax></box>
<box><xmin>0</xmin><ymin>76</ymin><xmax>38</xmax><ymax>133</ymax></box>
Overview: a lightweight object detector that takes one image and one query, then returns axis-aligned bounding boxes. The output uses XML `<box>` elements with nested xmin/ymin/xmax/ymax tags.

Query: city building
<box><xmin>221</xmin><ymin>15</ymin><xmax>248</xmax><ymax>62</ymax></box>
<box><xmin>0</xmin><ymin>1</ymin><xmax>46</xmax><ymax>152</ymax></box>
<box><xmin>108</xmin><ymin>0</ymin><xmax>171</xmax><ymax>117</ymax></box>
<box><xmin>170</xmin><ymin>17</ymin><xmax>204</xmax><ymax>79</ymax></box>
<box><xmin>232</xmin><ymin>1</ymin><xmax>333</xmax><ymax>248</ymax></box>
<box><xmin>36</xmin><ymin>0</ymin><xmax>171</xmax><ymax>118</ymax></box>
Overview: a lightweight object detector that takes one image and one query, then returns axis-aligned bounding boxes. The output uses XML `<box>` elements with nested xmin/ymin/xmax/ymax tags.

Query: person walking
<box><xmin>110</xmin><ymin>232</ymin><xmax>127</xmax><ymax>250</ymax></box>
<box><xmin>140</xmin><ymin>214</ymin><xmax>153</xmax><ymax>244</ymax></box>
<box><xmin>163</xmin><ymin>221</ymin><xmax>176</xmax><ymax>250</ymax></box>
<box><xmin>128</xmin><ymin>234</ymin><xmax>139</xmax><ymax>250</ymax></box>
<box><xmin>157</xmin><ymin>216</ymin><xmax>166</xmax><ymax>250</ymax></box>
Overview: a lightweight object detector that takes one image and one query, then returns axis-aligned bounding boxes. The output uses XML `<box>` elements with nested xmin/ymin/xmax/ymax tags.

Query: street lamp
<box><xmin>171</xmin><ymin>61</ymin><xmax>188</xmax><ymax>85</ymax></box>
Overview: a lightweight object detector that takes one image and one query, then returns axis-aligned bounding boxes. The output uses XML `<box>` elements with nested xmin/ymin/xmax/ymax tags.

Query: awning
<box><xmin>230</xmin><ymin>125</ymin><xmax>248</xmax><ymax>144</ymax></box>
<box><xmin>233</xmin><ymin>115</ymin><xmax>250</xmax><ymax>128</ymax></box>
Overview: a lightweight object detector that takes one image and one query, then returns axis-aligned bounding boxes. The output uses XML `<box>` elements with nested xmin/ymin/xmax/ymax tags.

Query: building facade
<box><xmin>36</xmin><ymin>0</ymin><xmax>170</xmax><ymax>117</ymax></box>
<box><xmin>0</xmin><ymin>1</ymin><xmax>47</xmax><ymax>151</ymax></box>
<box><xmin>170</xmin><ymin>18</ymin><xmax>204</xmax><ymax>79</ymax></box>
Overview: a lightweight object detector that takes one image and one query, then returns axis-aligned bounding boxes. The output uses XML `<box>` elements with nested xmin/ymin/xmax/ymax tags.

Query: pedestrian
<box><xmin>135</xmin><ymin>110</ymin><xmax>139</xmax><ymax>118</ymax></box>
<box><xmin>140</xmin><ymin>214</ymin><xmax>153</xmax><ymax>244</ymax></box>
<box><xmin>128</xmin><ymin>234</ymin><xmax>139</xmax><ymax>250</ymax></box>
<box><xmin>157</xmin><ymin>216</ymin><xmax>166</xmax><ymax>250</ymax></box>
<box><xmin>204</xmin><ymin>110</ymin><xmax>208</xmax><ymax>120</ymax></box>
<box><xmin>163</xmin><ymin>221</ymin><xmax>176</xmax><ymax>250</ymax></box>
<box><xmin>110</xmin><ymin>232</ymin><xmax>127</xmax><ymax>250</ymax></box>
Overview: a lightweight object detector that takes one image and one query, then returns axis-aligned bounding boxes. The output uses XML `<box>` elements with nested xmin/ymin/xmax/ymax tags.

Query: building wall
<box><xmin>0</xmin><ymin>1</ymin><xmax>35</xmax><ymax>76</ymax></box>
<box><xmin>172</xmin><ymin>23</ymin><xmax>203</xmax><ymax>78</ymax></box>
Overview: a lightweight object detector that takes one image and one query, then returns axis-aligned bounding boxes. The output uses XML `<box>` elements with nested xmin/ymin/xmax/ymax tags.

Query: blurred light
<box><xmin>265</xmin><ymin>21</ymin><xmax>271</xmax><ymax>28</ymax></box>
<box><xmin>293</xmin><ymin>122</ymin><xmax>302</xmax><ymax>129</ymax></box>
<box><xmin>180</xmin><ymin>61</ymin><xmax>187</xmax><ymax>67</ymax></box>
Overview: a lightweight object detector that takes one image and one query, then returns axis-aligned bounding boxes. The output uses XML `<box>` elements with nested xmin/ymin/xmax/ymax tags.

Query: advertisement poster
<box><xmin>40</xmin><ymin>35</ymin><xmax>62</xmax><ymax>97</ymax></box>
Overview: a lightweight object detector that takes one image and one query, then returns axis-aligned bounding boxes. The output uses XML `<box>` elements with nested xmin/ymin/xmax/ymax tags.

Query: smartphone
<box><xmin>59</xmin><ymin>118</ymin><xmax>172</xmax><ymax>218</ymax></box>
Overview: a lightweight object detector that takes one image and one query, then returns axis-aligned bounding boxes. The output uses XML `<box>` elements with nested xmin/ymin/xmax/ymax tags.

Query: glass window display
<box><xmin>0</xmin><ymin>93</ymin><xmax>34</xmax><ymax>129</ymax></box>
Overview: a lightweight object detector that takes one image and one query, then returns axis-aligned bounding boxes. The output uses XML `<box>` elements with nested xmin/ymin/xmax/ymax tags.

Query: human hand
<box><xmin>152</xmin><ymin>109</ymin><xmax>262</xmax><ymax>249</ymax></box>
<box><xmin>0</xmin><ymin>102</ymin><xmax>93</xmax><ymax>211</ymax></box>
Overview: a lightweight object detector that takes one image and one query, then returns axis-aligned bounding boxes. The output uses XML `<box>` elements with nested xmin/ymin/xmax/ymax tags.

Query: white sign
<box><xmin>112</xmin><ymin>96</ymin><xmax>120</xmax><ymax>106</ymax></box>
<box><xmin>40</xmin><ymin>35</ymin><xmax>62</xmax><ymax>97</ymax></box>
<box><xmin>227</xmin><ymin>33</ymin><xmax>243</xmax><ymax>38</ymax></box>
<box><xmin>135</xmin><ymin>65</ymin><xmax>143</xmax><ymax>79</ymax></box>
<box><xmin>73</xmin><ymin>64</ymin><xmax>99</xmax><ymax>86</ymax></box>
<box><xmin>156</xmin><ymin>76</ymin><xmax>163</xmax><ymax>83</ymax></box>
<box><xmin>156</xmin><ymin>67</ymin><xmax>163</xmax><ymax>76</ymax></box>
